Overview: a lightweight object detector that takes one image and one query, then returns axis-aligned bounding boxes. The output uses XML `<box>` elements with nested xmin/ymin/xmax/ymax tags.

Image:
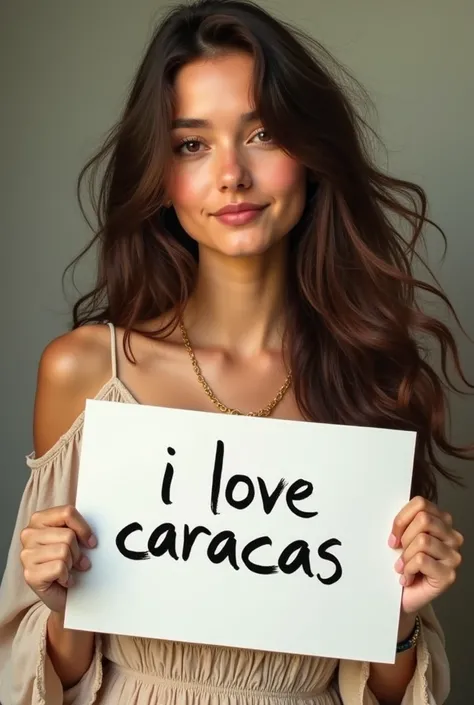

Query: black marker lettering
<box><xmin>182</xmin><ymin>524</ymin><xmax>212</xmax><ymax>561</ymax></box>
<box><xmin>115</xmin><ymin>522</ymin><xmax>150</xmax><ymax>561</ymax></box>
<box><xmin>257</xmin><ymin>477</ymin><xmax>287</xmax><ymax>514</ymax></box>
<box><xmin>161</xmin><ymin>447</ymin><xmax>176</xmax><ymax>506</ymax></box>
<box><xmin>147</xmin><ymin>522</ymin><xmax>179</xmax><ymax>561</ymax></box>
<box><xmin>278</xmin><ymin>540</ymin><xmax>314</xmax><ymax>577</ymax></box>
<box><xmin>225</xmin><ymin>474</ymin><xmax>255</xmax><ymax>510</ymax></box>
<box><xmin>210</xmin><ymin>440</ymin><xmax>224</xmax><ymax>515</ymax></box>
<box><xmin>241</xmin><ymin>536</ymin><xmax>278</xmax><ymax>574</ymax></box>
<box><xmin>317</xmin><ymin>538</ymin><xmax>343</xmax><ymax>585</ymax></box>
<box><xmin>207</xmin><ymin>530</ymin><xmax>239</xmax><ymax>570</ymax></box>
<box><xmin>286</xmin><ymin>479</ymin><xmax>318</xmax><ymax>518</ymax></box>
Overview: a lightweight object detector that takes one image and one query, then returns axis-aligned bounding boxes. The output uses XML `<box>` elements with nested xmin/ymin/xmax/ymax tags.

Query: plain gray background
<box><xmin>1</xmin><ymin>1</ymin><xmax>472</xmax><ymax>702</ymax></box>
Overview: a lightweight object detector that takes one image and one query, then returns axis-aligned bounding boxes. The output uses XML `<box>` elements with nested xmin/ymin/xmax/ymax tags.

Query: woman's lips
<box><xmin>212</xmin><ymin>204</ymin><xmax>268</xmax><ymax>226</ymax></box>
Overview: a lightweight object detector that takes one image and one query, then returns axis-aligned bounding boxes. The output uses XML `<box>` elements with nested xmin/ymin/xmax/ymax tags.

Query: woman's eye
<box><xmin>184</xmin><ymin>140</ymin><xmax>201</xmax><ymax>153</ymax></box>
<box><xmin>252</xmin><ymin>130</ymin><xmax>272</xmax><ymax>144</ymax></box>
<box><xmin>175</xmin><ymin>139</ymin><xmax>203</xmax><ymax>155</ymax></box>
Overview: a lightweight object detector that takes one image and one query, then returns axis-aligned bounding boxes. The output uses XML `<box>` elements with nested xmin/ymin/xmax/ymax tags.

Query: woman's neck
<box><xmin>184</xmin><ymin>241</ymin><xmax>288</xmax><ymax>357</ymax></box>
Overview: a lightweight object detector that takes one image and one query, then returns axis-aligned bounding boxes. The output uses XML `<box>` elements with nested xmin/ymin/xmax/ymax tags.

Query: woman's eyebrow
<box><xmin>171</xmin><ymin>110</ymin><xmax>259</xmax><ymax>130</ymax></box>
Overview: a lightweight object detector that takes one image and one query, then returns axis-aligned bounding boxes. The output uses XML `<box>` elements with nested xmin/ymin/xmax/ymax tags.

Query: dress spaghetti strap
<box><xmin>107</xmin><ymin>321</ymin><xmax>118</xmax><ymax>378</ymax></box>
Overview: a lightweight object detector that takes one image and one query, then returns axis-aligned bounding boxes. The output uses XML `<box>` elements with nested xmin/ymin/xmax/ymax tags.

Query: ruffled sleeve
<box><xmin>0</xmin><ymin>427</ymin><xmax>103</xmax><ymax>705</ymax></box>
<box><xmin>337</xmin><ymin>604</ymin><xmax>450</xmax><ymax>704</ymax></box>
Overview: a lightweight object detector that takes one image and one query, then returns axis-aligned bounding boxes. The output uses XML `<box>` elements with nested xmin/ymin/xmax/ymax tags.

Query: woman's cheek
<box><xmin>168</xmin><ymin>161</ymin><xmax>210</xmax><ymax>207</ymax></box>
<box><xmin>254</xmin><ymin>151</ymin><xmax>306</xmax><ymax>196</ymax></box>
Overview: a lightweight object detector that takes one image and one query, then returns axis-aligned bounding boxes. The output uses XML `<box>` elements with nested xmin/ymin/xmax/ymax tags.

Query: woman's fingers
<box><xmin>400</xmin><ymin>513</ymin><xmax>455</xmax><ymax>551</ymax></box>
<box><xmin>396</xmin><ymin>533</ymin><xmax>455</xmax><ymax>570</ymax></box>
<box><xmin>389</xmin><ymin>496</ymin><xmax>443</xmax><ymax>548</ymax></box>
<box><xmin>19</xmin><ymin>505</ymin><xmax>96</xmax><ymax>613</ymax></box>
<box><xmin>22</xmin><ymin>542</ymin><xmax>91</xmax><ymax>571</ymax></box>
<box><xmin>401</xmin><ymin>552</ymin><xmax>455</xmax><ymax>588</ymax></box>
<box><xmin>21</xmin><ymin>526</ymin><xmax>83</xmax><ymax>565</ymax></box>
<box><xmin>27</xmin><ymin>505</ymin><xmax>97</xmax><ymax>549</ymax></box>
<box><xmin>24</xmin><ymin>558</ymin><xmax>71</xmax><ymax>592</ymax></box>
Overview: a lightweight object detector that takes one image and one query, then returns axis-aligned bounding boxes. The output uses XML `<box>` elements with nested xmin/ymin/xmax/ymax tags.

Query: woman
<box><xmin>0</xmin><ymin>0</ymin><xmax>469</xmax><ymax>703</ymax></box>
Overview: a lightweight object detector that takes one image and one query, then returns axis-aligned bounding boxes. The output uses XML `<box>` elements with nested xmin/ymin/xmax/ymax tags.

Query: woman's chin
<box><xmin>210</xmin><ymin>230</ymin><xmax>284</xmax><ymax>259</ymax></box>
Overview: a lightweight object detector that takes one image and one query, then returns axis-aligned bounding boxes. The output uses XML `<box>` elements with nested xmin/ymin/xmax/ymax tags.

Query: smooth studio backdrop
<box><xmin>1</xmin><ymin>1</ymin><xmax>473</xmax><ymax>702</ymax></box>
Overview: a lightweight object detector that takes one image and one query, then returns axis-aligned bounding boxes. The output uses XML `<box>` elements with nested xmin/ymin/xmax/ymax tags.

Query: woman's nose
<box><xmin>216</xmin><ymin>149</ymin><xmax>253</xmax><ymax>192</ymax></box>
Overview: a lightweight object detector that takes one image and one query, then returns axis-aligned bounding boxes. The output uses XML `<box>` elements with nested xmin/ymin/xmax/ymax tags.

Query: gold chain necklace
<box><xmin>179</xmin><ymin>320</ymin><xmax>292</xmax><ymax>417</ymax></box>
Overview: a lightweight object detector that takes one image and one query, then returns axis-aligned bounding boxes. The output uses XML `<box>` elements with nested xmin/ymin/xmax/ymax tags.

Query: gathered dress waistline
<box><xmin>106</xmin><ymin>661</ymin><xmax>332</xmax><ymax>700</ymax></box>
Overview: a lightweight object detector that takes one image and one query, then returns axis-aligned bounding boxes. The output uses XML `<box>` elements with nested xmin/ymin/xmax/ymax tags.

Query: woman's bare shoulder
<box><xmin>37</xmin><ymin>324</ymin><xmax>113</xmax><ymax>389</ymax></box>
<box><xmin>33</xmin><ymin>324</ymin><xmax>114</xmax><ymax>457</ymax></box>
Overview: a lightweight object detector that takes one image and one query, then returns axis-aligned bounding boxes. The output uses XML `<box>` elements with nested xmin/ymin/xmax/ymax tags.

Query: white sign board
<box><xmin>64</xmin><ymin>399</ymin><xmax>415</xmax><ymax>664</ymax></box>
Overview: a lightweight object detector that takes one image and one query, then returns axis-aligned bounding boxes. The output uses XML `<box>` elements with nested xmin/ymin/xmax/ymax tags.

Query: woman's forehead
<box><xmin>172</xmin><ymin>53</ymin><xmax>257</xmax><ymax>121</ymax></box>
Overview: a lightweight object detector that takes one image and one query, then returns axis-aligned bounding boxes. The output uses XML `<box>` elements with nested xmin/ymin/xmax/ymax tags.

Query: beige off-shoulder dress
<box><xmin>0</xmin><ymin>324</ymin><xmax>450</xmax><ymax>704</ymax></box>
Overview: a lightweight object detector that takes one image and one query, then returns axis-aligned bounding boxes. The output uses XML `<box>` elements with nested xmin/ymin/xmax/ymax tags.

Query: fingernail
<box><xmin>389</xmin><ymin>533</ymin><xmax>398</xmax><ymax>548</ymax></box>
<box><xmin>399</xmin><ymin>575</ymin><xmax>407</xmax><ymax>586</ymax></box>
<box><xmin>88</xmin><ymin>535</ymin><xmax>97</xmax><ymax>548</ymax></box>
<box><xmin>79</xmin><ymin>555</ymin><xmax>91</xmax><ymax>570</ymax></box>
<box><xmin>395</xmin><ymin>558</ymin><xmax>404</xmax><ymax>573</ymax></box>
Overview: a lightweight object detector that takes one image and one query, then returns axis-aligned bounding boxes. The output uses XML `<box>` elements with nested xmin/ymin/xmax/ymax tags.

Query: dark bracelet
<box><xmin>396</xmin><ymin>615</ymin><xmax>421</xmax><ymax>653</ymax></box>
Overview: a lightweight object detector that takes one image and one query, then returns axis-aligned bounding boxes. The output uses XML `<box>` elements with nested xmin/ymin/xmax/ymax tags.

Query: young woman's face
<box><xmin>166</xmin><ymin>52</ymin><xmax>307</xmax><ymax>258</ymax></box>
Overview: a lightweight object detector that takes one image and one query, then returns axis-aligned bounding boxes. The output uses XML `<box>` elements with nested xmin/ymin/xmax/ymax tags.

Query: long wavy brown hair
<box><xmin>66</xmin><ymin>0</ymin><xmax>473</xmax><ymax>501</ymax></box>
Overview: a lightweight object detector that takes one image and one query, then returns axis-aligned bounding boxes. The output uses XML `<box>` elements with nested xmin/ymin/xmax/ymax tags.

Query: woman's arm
<box><xmin>0</xmin><ymin>328</ymin><xmax>113</xmax><ymax>704</ymax></box>
<box><xmin>28</xmin><ymin>327</ymin><xmax>111</xmax><ymax>688</ymax></box>
<box><xmin>367</xmin><ymin>612</ymin><xmax>417</xmax><ymax>704</ymax></box>
<box><xmin>367</xmin><ymin>496</ymin><xmax>462</xmax><ymax>704</ymax></box>
<box><xmin>47</xmin><ymin>610</ymin><xmax>95</xmax><ymax>689</ymax></box>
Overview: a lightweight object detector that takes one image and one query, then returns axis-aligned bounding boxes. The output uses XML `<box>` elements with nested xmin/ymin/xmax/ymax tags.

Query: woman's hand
<box><xmin>389</xmin><ymin>496</ymin><xmax>463</xmax><ymax>615</ymax></box>
<box><xmin>20</xmin><ymin>505</ymin><xmax>97</xmax><ymax>614</ymax></box>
